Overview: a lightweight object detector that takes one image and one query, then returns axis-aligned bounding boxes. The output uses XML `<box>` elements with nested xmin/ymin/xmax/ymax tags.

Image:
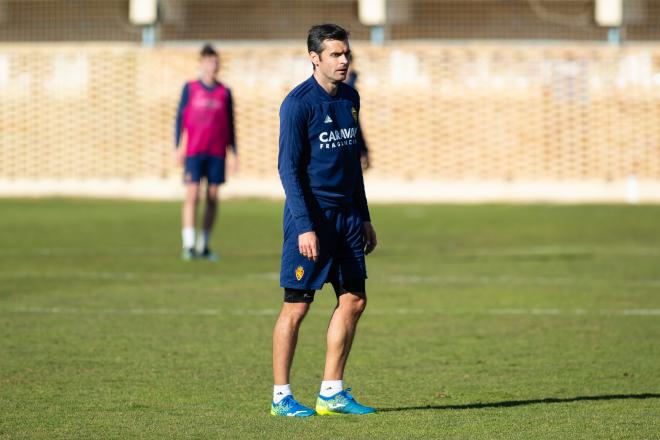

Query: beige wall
<box><xmin>1</xmin><ymin>43</ymin><xmax>660</xmax><ymax>189</ymax></box>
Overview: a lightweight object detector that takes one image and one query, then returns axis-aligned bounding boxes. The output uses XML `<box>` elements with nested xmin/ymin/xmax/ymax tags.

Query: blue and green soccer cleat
<box><xmin>181</xmin><ymin>248</ymin><xmax>196</xmax><ymax>261</ymax></box>
<box><xmin>315</xmin><ymin>388</ymin><xmax>376</xmax><ymax>415</ymax></box>
<box><xmin>270</xmin><ymin>395</ymin><xmax>316</xmax><ymax>417</ymax></box>
<box><xmin>198</xmin><ymin>248</ymin><xmax>219</xmax><ymax>262</ymax></box>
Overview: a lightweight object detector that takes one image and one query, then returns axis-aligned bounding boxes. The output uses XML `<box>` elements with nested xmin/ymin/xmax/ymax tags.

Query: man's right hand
<box><xmin>298</xmin><ymin>231</ymin><xmax>319</xmax><ymax>262</ymax></box>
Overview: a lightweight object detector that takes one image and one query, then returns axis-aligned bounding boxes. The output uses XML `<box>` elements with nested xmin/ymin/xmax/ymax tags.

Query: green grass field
<box><xmin>1</xmin><ymin>199</ymin><xmax>659</xmax><ymax>439</ymax></box>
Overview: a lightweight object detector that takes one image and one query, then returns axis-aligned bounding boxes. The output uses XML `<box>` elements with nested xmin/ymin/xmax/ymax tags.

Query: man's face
<box><xmin>200</xmin><ymin>55</ymin><xmax>219</xmax><ymax>77</ymax></box>
<box><xmin>311</xmin><ymin>39</ymin><xmax>351</xmax><ymax>83</ymax></box>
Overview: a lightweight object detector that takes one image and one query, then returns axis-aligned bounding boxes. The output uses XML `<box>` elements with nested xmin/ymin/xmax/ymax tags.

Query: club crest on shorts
<box><xmin>351</xmin><ymin>107</ymin><xmax>358</xmax><ymax>123</ymax></box>
<box><xmin>295</xmin><ymin>266</ymin><xmax>304</xmax><ymax>281</ymax></box>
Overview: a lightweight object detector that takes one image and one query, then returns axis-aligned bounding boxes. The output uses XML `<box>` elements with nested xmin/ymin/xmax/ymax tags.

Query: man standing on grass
<box><xmin>175</xmin><ymin>44</ymin><xmax>237</xmax><ymax>261</ymax></box>
<box><xmin>271</xmin><ymin>24</ymin><xmax>377</xmax><ymax>417</ymax></box>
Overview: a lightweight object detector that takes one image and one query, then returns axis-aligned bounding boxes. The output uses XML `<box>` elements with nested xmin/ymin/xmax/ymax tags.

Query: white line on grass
<box><xmin>0</xmin><ymin>271</ymin><xmax>280</xmax><ymax>281</ymax></box>
<box><xmin>4</xmin><ymin>306</ymin><xmax>660</xmax><ymax>317</ymax></box>
<box><xmin>2</xmin><ymin>245</ymin><xmax>660</xmax><ymax>257</ymax></box>
<box><xmin>387</xmin><ymin>274</ymin><xmax>660</xmax><ymax>288</ymax></box>
<box><xmin>1</xmin><ymin>271</ymin><xmax>659</xmax><ymax>289</ymax></box>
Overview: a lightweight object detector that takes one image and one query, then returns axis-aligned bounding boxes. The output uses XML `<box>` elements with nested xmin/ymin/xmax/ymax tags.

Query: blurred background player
<box><xmin>174</xmin><ymin>44</ymin><xmax>237</xmax><ymax>261</ymax></box>
<box><xmin>344</xmin><ymin>64</ymin><xmax>370</xmax><ymax>171</ymax></box>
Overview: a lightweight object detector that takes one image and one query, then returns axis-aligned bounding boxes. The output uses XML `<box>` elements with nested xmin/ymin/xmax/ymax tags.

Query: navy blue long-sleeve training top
<box><xmin>278</xmin><ymin>75</ymin><xmax>370</xmax><ymax>235</ymax></box>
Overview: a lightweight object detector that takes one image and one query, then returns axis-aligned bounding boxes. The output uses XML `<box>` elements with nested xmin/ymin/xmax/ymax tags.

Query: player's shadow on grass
<box><xmin>379</xmin><ymin>393</ymin><xmax>660</xmax><ymax>412</ymax></box>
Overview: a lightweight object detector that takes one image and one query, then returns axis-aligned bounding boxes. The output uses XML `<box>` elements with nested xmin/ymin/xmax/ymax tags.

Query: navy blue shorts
<box><xmin>280</xmin><ymin>204</ymin><xmax>367</xmax><ymax>291</ymax></box>
<box><xmin>184</xmin><ymin>155</ymin><xmax>225</xmax><ymax>185</ymax></box>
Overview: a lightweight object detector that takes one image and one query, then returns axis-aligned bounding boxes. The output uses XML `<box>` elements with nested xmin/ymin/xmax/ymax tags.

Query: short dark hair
<box><xmin>200</xmin><ymin>44</ymin><xmax>218</xmax><ymax>58</ymax></box>
<box><xmin>307</xmin><ymin>24</ymin><xmax>349</xmax><ymax>55</ymax></box>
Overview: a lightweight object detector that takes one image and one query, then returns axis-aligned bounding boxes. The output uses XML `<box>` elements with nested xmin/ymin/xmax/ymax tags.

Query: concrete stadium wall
<box><xmin>1</xmin><ymin>42</ymin><xmax>660</xmax><ymax>202</ymax></box>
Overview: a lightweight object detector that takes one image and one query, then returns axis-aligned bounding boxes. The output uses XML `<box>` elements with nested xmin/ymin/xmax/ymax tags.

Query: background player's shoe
<box><xmin>199</xmin><ymin>248</ymin><xmax>219</xmax><ymax>262</ymax></box>
<box><xmin>315</xmin><ymin>388</ymin><xmax>376</xmax><ymax>415</ymax></box>
<box><xmin>181</xmin><ymin>248</ymin><xmax>196</xmax><ymax>261</ymax></box>
<box><xmin>270</xmin><ymin>395</ymin><xmax>316</xmax><ymax>417</ymax></box>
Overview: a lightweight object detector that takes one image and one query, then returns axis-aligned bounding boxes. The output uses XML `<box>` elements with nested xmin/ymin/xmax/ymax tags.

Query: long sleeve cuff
<box><xmin>292</xmin><ymin>214</ymin><xmax>313</xmax><ymax>235</ymax></box>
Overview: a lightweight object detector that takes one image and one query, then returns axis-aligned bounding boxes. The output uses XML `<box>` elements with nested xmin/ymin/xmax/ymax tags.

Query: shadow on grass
<box><xmin>379</xmin><ymin>393</ymin><xmax>660</xmax><ymax>412</ymax></box>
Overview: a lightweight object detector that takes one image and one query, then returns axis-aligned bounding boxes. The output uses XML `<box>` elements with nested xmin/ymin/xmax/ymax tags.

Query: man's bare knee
<box><xmin>279</xmin><ymin>302</ymin><xmax>310</xmax><ymax>326</ymax></box>
<box><xmin>207</xmin><ymin>185</ymin><xmax>219</xmax><ymax>203</ymax></box>
<box><xmin>184</xmin><ymin>185</ymin><xmax>200</xmax><ymax>205</ymax></box>
<box><xmin>339</xmin><ymin>292</ymin><xmax>367</xmax><ymax>316</ymax></box>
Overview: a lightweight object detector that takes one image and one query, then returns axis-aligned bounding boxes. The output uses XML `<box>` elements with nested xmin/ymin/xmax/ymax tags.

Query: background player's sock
<box><xmin>199</xmin><ymin>229</ymin><xmax>211</xmax><ymax>251</ymax></box>
<box><xmin>182</xmin><ymin>228</ymin><xmax>195</xmax><ymax>249</ymax></box>
<box><xmin>273</xmin><ymin>384</ymin><xmax>292</xmax><ymax>403</ymax></box>
<box><xmin>319</xmin><ymin>380</ymin><xmax>343</xmax><ymax>397</ymax></box>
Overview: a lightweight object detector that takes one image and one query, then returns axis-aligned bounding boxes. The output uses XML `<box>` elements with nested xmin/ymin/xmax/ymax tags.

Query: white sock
<box><xmin>182</xmin><ymin>228</ymin><xmax>195</xmax><ymax>249</ymax></box>
<box><xmin>319</xmin><ymin>380</ymin><xmax>343</xmax><ymax>398</ymax></box>
<box><xmin>198</xmin><ymin>229</ymin><xmax>211</xmax><ymax>251</ymax></box>
<box><xmin>273</xmin><ymin>384</ymin><xmax>292</xmax><ymax>404</ymax></box>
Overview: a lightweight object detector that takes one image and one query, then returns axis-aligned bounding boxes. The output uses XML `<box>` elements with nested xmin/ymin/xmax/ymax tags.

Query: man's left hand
<box><xmin>360</xmin><ymin>152</ymin><xmax>370</xmax><ymax>171</ymax></box>
<box><xmin>228</xmin><ymin>148</ymin><xmax>239</xmax><ymax>175</ymax></box>
<box><xmin>363</xmin><ymin>221</ymin><xmax>377</xmax><ymax>255</ymax></box>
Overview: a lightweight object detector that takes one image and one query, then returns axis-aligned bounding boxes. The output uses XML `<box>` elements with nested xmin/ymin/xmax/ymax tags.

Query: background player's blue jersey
<box><xmin>278</xmin><ymin>76</ymin><xmax>370</xmax><ymax>235</ymax></box>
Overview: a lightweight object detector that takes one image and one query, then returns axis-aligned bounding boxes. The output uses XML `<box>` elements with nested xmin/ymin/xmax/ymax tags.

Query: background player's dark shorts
<box><xmin>184</xmin><ymin>154</ymin><xmax>225</xmax><ymax>185</ymax></box>
<box><xmin>280</xmin><ymin>203</ymin><xmax>367</xmax><ymax>291</ymax></box>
